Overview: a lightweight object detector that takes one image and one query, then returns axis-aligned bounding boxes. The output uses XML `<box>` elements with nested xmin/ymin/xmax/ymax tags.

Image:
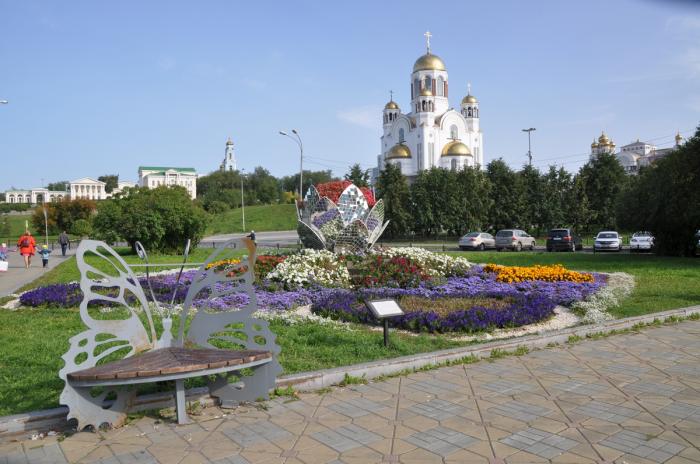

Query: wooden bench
<box><xmin>60</xmin><ymin>238</ymin><xmax>282</xmax><ymax>429</ymax></box>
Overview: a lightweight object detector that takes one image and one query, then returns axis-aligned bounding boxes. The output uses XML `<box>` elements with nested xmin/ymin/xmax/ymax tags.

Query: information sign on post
<box><xmin>365</xmin><ymin>299</ymin><xmax>404</xmax><ymax>347</ymax></box>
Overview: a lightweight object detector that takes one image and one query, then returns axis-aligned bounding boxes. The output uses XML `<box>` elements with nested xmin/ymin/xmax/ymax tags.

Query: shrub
<box><xmin>93</xmin><ymin>186</ymin><xmax>209</xmax><ymax>253</ymax></box>
<box><xmin>71</xmin><ymin>218</ymin><xmax>93</xmax><ymax>238</ymax></box>
<box><xmin>31</xmin><ymin>198</ymin><xmax>96</xmax><ymax>235</ymax></box>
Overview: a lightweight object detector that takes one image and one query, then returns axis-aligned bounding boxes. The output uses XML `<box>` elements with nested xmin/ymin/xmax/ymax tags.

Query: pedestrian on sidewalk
<box><xmin>0</xmin><ymin>243</ymin><xmax>7</xmax><ymax>272</ymax></box>
<box><xmin>17</xmin><ymin>230</ymin><xmax>36</xmax><ymax>269</ymax></box>
<box><xmin>58</xmin><ymin>230</ymin><xmax>70</xmax><ymax>257</ymax></box>
<box><xmin>247</xmin><ymin>230</ymin><xmax>256</xmax><ymax>245</ymax></box>
<box><xmin>38</xmin><ymin>244</ymin><xmax>51</xmax><ymax>268</ymax></box>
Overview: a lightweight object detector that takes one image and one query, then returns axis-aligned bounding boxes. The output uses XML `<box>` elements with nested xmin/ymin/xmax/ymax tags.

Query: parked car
<box><xmin>594</xmin><ymin>231</ymin><xmax>622</xmax><ymax>252</ymax></box>
<box><xmin>546</xmin><ymin>228</ymin><xmax>583</xmax><ymax>252</ymax></box>
<box><xmin>630</xmin><ymin>231</ymin><xmax>654</xmax><ymax>252</ymax></box>
<box><xmin>458</xmin><ymin>232</ymin><xmax>495</xmax><ymax>251</ymax></box>
<box><xmin>495</xmin><ymin>229</ymin><xmax>536</xmax><ymax>251</ymax></box>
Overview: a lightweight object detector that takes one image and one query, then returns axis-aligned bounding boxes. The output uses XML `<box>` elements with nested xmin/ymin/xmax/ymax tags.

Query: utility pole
<box><xmin>279</xmin><ymin>130</ymin><xmax>304</xmax><ymax>198</ymax></box>
<box><xmin>240</xmin><ymin>168</ymin><xmax>246</xmax><ymax>232</ymax></box>
<box><xmin>522</xmin><ymin>128</ymin><xmax>536</xmax><ymax>166</ymax></box>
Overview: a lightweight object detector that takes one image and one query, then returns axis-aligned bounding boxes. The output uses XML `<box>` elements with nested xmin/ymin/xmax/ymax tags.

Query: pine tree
<box><xmin>376</xmin><ymin>164</ymin><xmax>411</xmax><ymax>238</ymax></box>
<box><xmin>343</xmin><ymin>163</ymin><xmax>370</xmax><ymax>188</ymax></box>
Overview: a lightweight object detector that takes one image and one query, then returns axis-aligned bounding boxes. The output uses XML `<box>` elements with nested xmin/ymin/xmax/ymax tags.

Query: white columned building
<box><xmin>4</xmin><ymin>188</ymin><xmax>67</xmax><ymax>204</ymax></box>
<box><xmin>69</xmin><ymin>178</ymin><xmax>108</xmax><ymax>200</ymax></box>
<box><xmin>376</xmin><ymin>32</ymin><xmax>485</xmax><ymax>182</ymax></box>
<box><xmin>138</xmin><ymin>166</ymin><xmax>197</xmax><ymax>199</ymax></box>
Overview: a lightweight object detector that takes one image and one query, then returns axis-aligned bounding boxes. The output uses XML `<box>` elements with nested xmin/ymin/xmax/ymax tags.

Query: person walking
<box><xmin>17</xmin><ymin>230</ymin><xmax>36</xmax><ymax>269</ymax></box>
<box><xmin>0</xmin><ymin>243</ymin><xmax>8</xmax><ymax>272</ymax></box>
<box><xmin>58</xmin><ymin>230</ymin><xmax>70</xmax><ymax>257</ymax></box>
<box><xmin>247</xmin><ymin>230</ymin><xmax>256</xmax><ymax>245</ymax></box>
<box><xmin>38</xmin><ymin>244</ymin><xmax>51</xmax><ymax>268</ymax></box>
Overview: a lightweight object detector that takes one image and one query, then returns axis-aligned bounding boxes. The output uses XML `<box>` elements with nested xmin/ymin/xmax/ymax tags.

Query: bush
<box><xmin>31</xmin><ymin>198</ymin><xmax>96</xmax><ymax>235</ymax></box>
<box><xmin>0</xmin><ymin>203</ymin><xmax>32</xmax><ymax>214</ymax></box>
<box><xmin>92</xmin><ymin>186</ymin><xmax>209</xmax><ymax>253</ymax></box>
<box><xmin>71</xmin><ymin>218</ymin><xmax>93</xmax><ymax>238</ymax></box>
<box><xmin>204</xmin><ymin>199</ymin><xmax>230</xmax><ymax>214</ymax></box>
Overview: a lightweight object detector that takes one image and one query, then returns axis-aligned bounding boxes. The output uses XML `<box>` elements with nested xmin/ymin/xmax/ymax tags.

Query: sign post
<box><xmin>365</xmin><ymin>299</ymin><xmax>404</xmax><ymax>347</ymax></box>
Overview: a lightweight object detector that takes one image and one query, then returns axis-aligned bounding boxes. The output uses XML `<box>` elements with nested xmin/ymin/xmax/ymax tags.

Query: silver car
<box><xmin>630</xmin><ymin>231</ymin><xmax>654</xmax><ymax>252</ymax></box>
<box><xmin>495</xmin><ymin>229</ymin><xmax>536</xmax><ymax>251</ymax></box>
<box><xmin>458</xmin><ymin>232</ymin><xmax>495</xmax><ymax>251</ymax></box>
<box><xmin>594</xmin><ymin>231</ymin><xmax>622</xmax><ymax>252</ymax></box>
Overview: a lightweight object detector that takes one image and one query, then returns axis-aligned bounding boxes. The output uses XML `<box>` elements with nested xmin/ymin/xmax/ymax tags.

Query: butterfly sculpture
<box><xmin>59</xmin><ymin>237</ymin><xmax>281</xmax><ymax>430</ymax></box>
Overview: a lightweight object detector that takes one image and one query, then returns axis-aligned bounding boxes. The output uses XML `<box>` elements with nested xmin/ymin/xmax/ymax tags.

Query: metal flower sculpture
<box><xmin>296</xmin><ymin>183</ymin><xmax>389</xmax><ymax>254</ymax></box>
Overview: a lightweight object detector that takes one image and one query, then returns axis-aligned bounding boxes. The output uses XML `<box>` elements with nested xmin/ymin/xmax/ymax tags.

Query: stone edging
<box><xmin>1</xmin><ymin>304</ymin><xmax>699</xmax><ymax>442</ymax></box>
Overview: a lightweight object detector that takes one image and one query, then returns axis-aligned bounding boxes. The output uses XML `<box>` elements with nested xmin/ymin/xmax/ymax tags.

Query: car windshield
<box><xmin>496</xmin><ymin>230</ymin><xmax>513</xmax><ymax>237</ymax></box>
<box><xmin>598</xmin><ymin>233</ymin><xmax>617</xmax><ymax>239</ymax></box>
<box><xmin>549</xmin><ymin>230</ymin><xmax>569</xmax><ymax>237</ymax></box>
<box><xmin>633</xmin><ymin>232</ymin><xmax>651</xmax><ymax>238</ymax></box>
<box><xmin>464</xmin><ymin>232</ymin><xmax>479</xmax><ymax>238</ymax></box>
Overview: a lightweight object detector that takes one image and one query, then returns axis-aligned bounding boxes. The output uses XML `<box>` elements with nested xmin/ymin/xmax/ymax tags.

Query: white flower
<box><xmin>572</xmin><ymin>272</ymin><xmax>635</xmax><ymax>324</ymax></box>
<box><xmin>266</xmin><ymin>249</ymin><xmax>350</xmax><ymax>289</ymax></box>
<box><xmin>379</xmin><ymin>247</ymin><xmax>472</xmax><ymax>277</ymax></box>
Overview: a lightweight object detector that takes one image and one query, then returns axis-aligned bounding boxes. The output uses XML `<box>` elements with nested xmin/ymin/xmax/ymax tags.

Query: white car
<box><xmin>630</xmin><ymin>231</ymin><xmax>654</xmax><ymax>252</ymax></box>
<box><xmin>458</xmin><ymin>232</ymin><xmax>496</xmax><ymax>251</ymax></box>
<box><xmin>594</xmin><ymin>231</ymin><xmax>622</xmax><ymax>252</ymax></box>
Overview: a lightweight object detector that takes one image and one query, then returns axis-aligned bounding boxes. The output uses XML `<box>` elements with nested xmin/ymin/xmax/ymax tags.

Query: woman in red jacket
<box><xmin>17</xmin><ymin>230</ymin><xmax>37</xmax><ymax>269</ymax></box>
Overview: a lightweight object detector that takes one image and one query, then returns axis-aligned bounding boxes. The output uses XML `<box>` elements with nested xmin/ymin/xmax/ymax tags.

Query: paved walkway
<box><xmin>0</xmin><ymin>245</ymin><xmax>75</xmax><ymax>297</ymax></box>
<box><xmin>3</xmin><ymin>321</ymin><xmax>700</xmax><ymax>464</ymax></box>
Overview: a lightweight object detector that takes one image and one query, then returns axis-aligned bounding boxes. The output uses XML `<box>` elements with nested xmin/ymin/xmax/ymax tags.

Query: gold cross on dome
<box><xmin>424</xmin><ymin>31</ymin><xmax>432</xmax><ymax>53</ymax></box>
<box><xmin>390</xmin><ymin>90</ymin><xmax>393</xmax><ymax>101</ymax></box>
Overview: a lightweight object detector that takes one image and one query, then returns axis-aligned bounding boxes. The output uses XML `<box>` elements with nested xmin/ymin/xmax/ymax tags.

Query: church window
<box><xmin>450</xmin><ymin>125</ymin><xmax>458</xmax><ymax>139</ymax></box>
<box><xmin>467</xmin><ymin>107</ymin><xmax>473</xmax><ymax>117</ymax></box>
<box><xmin>475</xmin><ymin>108</ymin><xmax>479</xmax><ymax>118</ymax></box>
<box><xmin>451</xmin><ymin>159</ymin><xmax>458</xmax><ymax>170</ymax></box>
<box><xmin>423</xmin><ymin>77</ymin><xmax>431</xmax><ymax>91</ymax></box>
<box><xmin>414</xmin><ymin>79</ymin><xmax>420</xmax><ymax>97</ymax></box>
<box><xmin>399</xmin><ymin>128</ymin><xmax>405</xmax><ymax>143</ymax></box>
<box><xmin>422</xmin><ymin>101</ymin><xmax>426</xmax><ymax>111</ymax></box>
<box><xmin>437</xmin><ymin>77</ymin><xmax>444</xmax><ymax>96</ymax></box>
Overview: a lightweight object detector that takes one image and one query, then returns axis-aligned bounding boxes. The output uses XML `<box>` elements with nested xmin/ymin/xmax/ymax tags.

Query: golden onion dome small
<box><xmin>386</xmin><ymin>144</ymin><xmax>411</xmax><ymax>160</ymax></box>
<box><xmin>413</xmin><ymin>53</ymin><xmax>446</xmax><ymax>72</ymax></box>
<box><xmin>462</xmin><ymin>94</ymin><xmax>478</xmax><ymax>104</ymax></box>
<box><xmin>675</xmin><ymin>132</ymin><xmax>683</xmax><ymax>144</ymax></box>
<box><xmin>441</xmin><ymin>140</ymin><xmax>472</xmax><ymax>157</ymax></box>
<box><xmin>598</xmin><ymin>132</ymin><xmax>610</xmax><ymax>144</ymax></box>
<box><xmin>384</xmin><ymin>100</ymin><xmax>399</xmax><ymax>110</ymax></box>
<box><xmin>226</xmin><ymin>137</ymin><xmax>233</xmax><ymax>146</ymax></box>
<box><xmin>591</xmin><ymin>139</ymin><xmax>599</xmax><ymax>149</ymax></box>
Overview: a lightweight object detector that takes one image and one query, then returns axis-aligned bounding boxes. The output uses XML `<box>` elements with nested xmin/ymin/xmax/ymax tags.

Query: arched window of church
<box><xmin>422</xmin><ymin>101</ymin><xmax>426</xmax><ymax>111</ymax></box>
<box><xmin>475</xmin><ymin>108</ymin><xmax>479</xmax><ymax>118</ymax></box>
<box><xmin>437</xmin><ymin>77</ymin><xmax>444</xmax><ymax>96</ymax></box>
<box><xmin>467</xmin><ymin>107</ymin><xmax>473</xmax><ymax>117</ymax></box>
<box><xmin>424</xmin><ymin>77</ymin><xmax>431</xmax><ymax>91</ymax></box>
<box><xmin>399</xmin><ymin>128</ymin><xmax>405</xmax><ymax>143</ymax></box>
<box><xmin>414</xmin><ymin>79</ymin><xmax>420</xmax><ymax>97</ymax></box>
<box><xmin>451</xmin><ymin>159</ymin><xmax>458</xmax><ymax>171</ymax></box>
<box><xmin>450</xmin><ymin>125</ymin><xmax>458</xmax><ymax>140</ymax></box>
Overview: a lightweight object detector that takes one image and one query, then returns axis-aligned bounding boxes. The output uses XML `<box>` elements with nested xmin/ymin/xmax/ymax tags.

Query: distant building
<box><xmin>69</xmin><ymin>177</ymin><xmax>108</xmax><ymax>200</ymax></box>
<box><xmin>589</xmin><ymin>131</ymin><xmax>684</xmax><ymax>174</ymax></box>
<box><xmin>138</xmin><ymin>166</ymin><xmax>197</xmax><ymax>199</ymax></box>
<box><xmin>111</xmin><ymin>181</ymin><xmax>137</xmax><ymax>196</ymax></box>
<box><xmin>4</xmin><ymin>188</ymin><xmax>67</xmax><ymax>204</ymax></box>
<box><xmin>220</xmin><ymin>137</ymin><xmax>237</xmax><ymax>171</ymax></box>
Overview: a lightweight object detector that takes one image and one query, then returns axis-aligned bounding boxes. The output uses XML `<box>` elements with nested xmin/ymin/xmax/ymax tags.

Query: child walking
<box><xmin>38</xmin><ymin>244</ymin><xmax>51</xmax><ymax>268</ymax></box>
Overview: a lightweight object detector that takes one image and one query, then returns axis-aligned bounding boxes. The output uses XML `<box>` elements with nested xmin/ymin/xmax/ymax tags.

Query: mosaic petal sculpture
<box><xmin>296</xmin><ymin>183</ymin><xmax>389</xmax><ymax>253</ymax></box>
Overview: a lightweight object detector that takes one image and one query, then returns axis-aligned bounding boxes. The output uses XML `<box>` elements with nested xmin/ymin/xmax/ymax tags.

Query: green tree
<box><xmin>455</xmin><ymin>167</ymin><xmax>492</xmax><ymax>234</ymax></box>
<box><xmin>376</xmin><ymin>163</ymin><xmax>411</xmax><ymax>238</ymax></box>
<box><xmin>71</xmin><ymin>218</ymin><xmax>93</xmax><ymax>237</ymax></box>
<box><xmin>344</xmin><ymin>163</ymin><xmax>370</xmax><ymax>188</ymax></box>
<box><xmin>486</xmin><ymin>159</ymin><xmax>524</xmax><ymax>231</ymax></box>
<box><xmin>97</xmin><ymin>175</ymin><xmax>119</xmax><ymax>193</ymax></box>
<box><xmin>46</xmin><ymin>181</ymin><xmax>69</xmax><ymax>192</ymax></box>
<box><xmin>31</xmin><ymin>198</ymin><xmax>96</xmax><ymax>235</ymax></box>
<box><xmin>279</xmin><ymin>170</ymin><xmax>335</xmax><ymax>195</ymax></box>
<box><xmin>617</xmin><ymin>126</ymin><xmax>700</xmax><ymax>255</ymax></box>
<box><xmin>518</xmin><ymin>165</ymin><xmax>545</xmax><ymax>234</ymax></box>
<box><xmin>566</xmin><ymin>174</ymin><xmax>592</xmax><ymax>233</ymax></box>
<box><xmin>246</xmin><ymin>167</ymin><xmax>280</xmax><ymax>204</ymax></box>
<box><xmin>579</xmin><ymin>152</ymin><xmax>627</xmax><ymax>230</ymax></box>
<box><xmin>93</xmin><ymin>186</ymin><xmax>209</xmax><ymax>252</ymax></box>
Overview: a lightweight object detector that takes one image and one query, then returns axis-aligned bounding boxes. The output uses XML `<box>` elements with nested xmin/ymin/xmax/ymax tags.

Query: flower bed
<box><xmin>483</xmin><ymin>263</ymin><xmax>594</xmax><ymax>283</ymax></box>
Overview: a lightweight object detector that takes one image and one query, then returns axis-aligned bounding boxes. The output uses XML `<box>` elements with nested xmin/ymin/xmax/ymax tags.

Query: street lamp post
<box><xmin>240</xmin><ymin>168</ymin><xmax>246</xmax><ymax>232</ymax></box>
<box><xmin>522</xmin><ymin>127</ymin><xmax>536</xmax><ymax>166</ymax></box>
<box><xmin>279</xmin><ymin>130</ymin><xmax>304</xmax><ymax>198</ymax></box>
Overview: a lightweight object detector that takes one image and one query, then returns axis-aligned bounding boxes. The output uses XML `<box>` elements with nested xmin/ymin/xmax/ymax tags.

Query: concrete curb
<box><xmin>2</xmin><ymin>304</ymin><xmax>699</xmax><ymax>441</ymax></box>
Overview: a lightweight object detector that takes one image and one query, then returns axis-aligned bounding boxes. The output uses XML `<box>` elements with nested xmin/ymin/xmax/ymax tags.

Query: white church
<box><xmin>376</xmin><ymin>32</ymin><xmax>484</xmax><ymax>181</ymax></box>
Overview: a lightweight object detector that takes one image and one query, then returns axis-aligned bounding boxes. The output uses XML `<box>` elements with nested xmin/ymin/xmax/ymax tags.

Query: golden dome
<box><xmin>419</xmin><ymin>87</ymin><xmax>433</xmax><ymax>96</ymax></box>
<box><xmin>591</xmin><ymin>139</ymin><xmax>599</xmax><ymax>149</ymax></box>
<box><xmin>598</xmin><ymin>132</ymin><xmax>610</xmax><ymax>144</ymax></box>
<box><xmin>384</xmin><ymin>100</ymin><xmax>399</xmax><ymax>110</ymax></box>
<box><xmin>462</xmin><ymin>94</ymin><xmax>478</xmax><ymax>104</ymax></box>
<box><xmin>675</xmin><ymin>131</ymin><xmax>683</xmax><ymax>144</ymax></box>
<box><xmin>386</xmin><ymin>144</ymin><xmax>411</xmax><ymax>159</ymax></box>
<box><xmin>413</xmin><ymin>53</ymin><xmax>446</xmax><ymax>72</ymax></box>
<box><xmin>226</xmin><ymin>137</ymin><xmax>233</xmax><ymax>146</ymax></box>
<box><xmin>441</xmin><ymin>141</ymin><xmax>472</xmax><ymax>157</ymax></box>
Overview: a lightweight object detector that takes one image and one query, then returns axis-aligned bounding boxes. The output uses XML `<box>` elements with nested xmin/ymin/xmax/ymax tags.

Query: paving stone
<box><xmin>624</xmin><ymin>381</ymin><xmax>685</xmax><ymax>396</ymax></box>
<box><xmin>487</xmin><ymin>400</ymin><xmax>552</xmax><ymax>422</ymax></box>
<box><xmin>599</xmin><ymin>430</ymin><xmax>685</xmax><ymax>463</ymax></box>
<box><xmin>480</xmin><ymin>379</ymin><xmax>536</xmax><ymax>395</ymax></box>
<box><xmin>404</xmin><ymin>426</ymin><xmax>478</xmax><ymax>457</ymax></box>
<box><xmin>600</xmin><ymin>363</ymin><xmax>650</xmax><ymax>376</ymax></box>
<box><xmin>537</xmin><ymin>363</ymin><xmax>585</xmax><ymax>376</ymax></box>
<box><xmin>658</xmin><ymin>402</ymin><xmax>700</xmax><ymax>423</ymax></box>
<box><xmin>407</xmin><ymin>379</ymin><xmax>463</xmax><ymax>395</ymax></box>
<box><xmin>499</xmin><ymin>427</ymin><xmax>578</xmax><ymax>459</ymax></box>
<box><xmin>23</xmin><ymin>444</ymin><xmax>67</xmax><ymax>463</ymax></box>
<box><xmin>328</xmin><ymin>398</ymin><xmax>384</xmax><ymax>418</ymax></box>
<box><xmin>642</xmin><ymin>351</ymin><xmax>690</xmax><ymax>362</ymax></box>
<box><xmin>665</xmin><ymin>364</ymin><xmax>700</xmax><ymax>377</ymax></box>
<box><xmin>211</xmin><ymin>455</ymin><xmax>251</xmax><ymax>464</ymax></box>
<box><xmin>551</xmin><ymin>379</ymin><xmax>609</xmax><ymax>396</ymax></box>
<box><xmin>470</xmin><ymin>363</ymin><xmax>520</xmax><ymax>376</ymax></box>
<box><xmin>572</xmin><ymin>400</ymin><xmax>640</xmax><ymax>423</ymax></box>
<box><xmin>221</xmin><ymin>421</ymin><xmax>292</xmax><ymax>447</ymax></box>
<box><xmin>311</xmin><ymin>424</ymin><xmax>382</xmax><ymax>452</ymax></box>
<box><xmin>407</xmin><ymin>399</ymin><xmax>467</xmax><ymax>420</ymax></box>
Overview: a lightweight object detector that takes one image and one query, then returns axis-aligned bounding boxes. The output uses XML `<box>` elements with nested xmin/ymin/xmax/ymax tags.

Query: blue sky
<box><xmin>1</xmin><ymin>0</ymin><xmax>699</xmax><ymax>191</ymax></box>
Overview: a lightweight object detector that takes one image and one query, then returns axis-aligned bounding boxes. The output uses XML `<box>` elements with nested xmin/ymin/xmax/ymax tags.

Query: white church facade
<box><xmin>590</xmin><ymin>131</ymin><xmax>684</xmax><ymax>174</ymax></box>
<box><xmin>376</xmin><ymin>32</ymin><xmax>484</xmax><ymax>181</ymax></box>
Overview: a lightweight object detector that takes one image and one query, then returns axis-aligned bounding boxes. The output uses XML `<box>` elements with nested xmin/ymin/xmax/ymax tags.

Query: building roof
<box><xmin>70</xmin><ymin>177</ymin><xmax>106</xmax><ymax>185</ymax></box>
<box><xmin>138</xmin><ymin>166</ymin><xmax>196</xmax><ymax>173</ymax></box>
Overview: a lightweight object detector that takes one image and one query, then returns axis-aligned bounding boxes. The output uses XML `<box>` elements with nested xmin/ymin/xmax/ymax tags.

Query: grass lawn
<box><xmin>1</xmin><ymin>247</ymin><xmax>699</xmax><ymax>416</ymax></box>
<box><xmin>206</xmin><ymin>204</ymin><xmax>297</xmax><ymax>235</ymax></box>
<box><xmin>1</xmin><ymin>213</ymin><xmax>70</xmax><ymax>244</ymax></box>
<box><xmin>450</xmin><ymin>250</ymin><xmax>700</xmax><ymax>318</ymax></box>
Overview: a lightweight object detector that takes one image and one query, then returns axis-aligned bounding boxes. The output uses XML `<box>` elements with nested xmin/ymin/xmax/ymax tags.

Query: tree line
<box><xmin>377</xmin><ymin>125</ymin><xmax>700</xmax><ymax>256</ymax></box>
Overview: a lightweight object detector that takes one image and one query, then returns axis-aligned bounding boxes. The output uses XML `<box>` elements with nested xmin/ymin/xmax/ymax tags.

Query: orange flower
<box><xmin>483</xmin><ymin>263</ymin><xmax>594</xmax><ymax>283</ymax></box>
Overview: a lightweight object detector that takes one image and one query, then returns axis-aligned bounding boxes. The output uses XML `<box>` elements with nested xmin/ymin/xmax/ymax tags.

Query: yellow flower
<box><xmin>484</xmin><ymin>263</ymin><xmax>593</xmax><ymax>283</ymax></box>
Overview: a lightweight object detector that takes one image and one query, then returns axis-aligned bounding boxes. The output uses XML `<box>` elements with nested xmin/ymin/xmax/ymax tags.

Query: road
<box><xmin>202</xmin><ymin>230</ymin><xmax>299</xmax><ymax>248</ymax></box>
<box><xmin>0</xmin><ymin>245</ymin><xmax>76</xmax><ymax>297</ymax></box>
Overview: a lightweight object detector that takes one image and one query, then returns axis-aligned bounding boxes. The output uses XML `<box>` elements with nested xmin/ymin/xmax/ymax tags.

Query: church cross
<box><xmin>467</xmin><ymin>82</ymin><xmax>471</xmax><ymax>95</ymax></box>
<box><xmin>424</xmin><ymin>31</ymin><xmax>432</xmax><ymax>53</ymax></box>
<box><xmin>389</xmin><ymin>90</ymin><xmax>393</xmax><ymax>101</ymax></box>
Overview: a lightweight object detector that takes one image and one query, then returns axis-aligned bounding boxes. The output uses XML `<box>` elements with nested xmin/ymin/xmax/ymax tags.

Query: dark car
<box><xmin>546</xmin><ymin>228</ymin><xmax>583</xmax><ymax>252</ymax></box>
